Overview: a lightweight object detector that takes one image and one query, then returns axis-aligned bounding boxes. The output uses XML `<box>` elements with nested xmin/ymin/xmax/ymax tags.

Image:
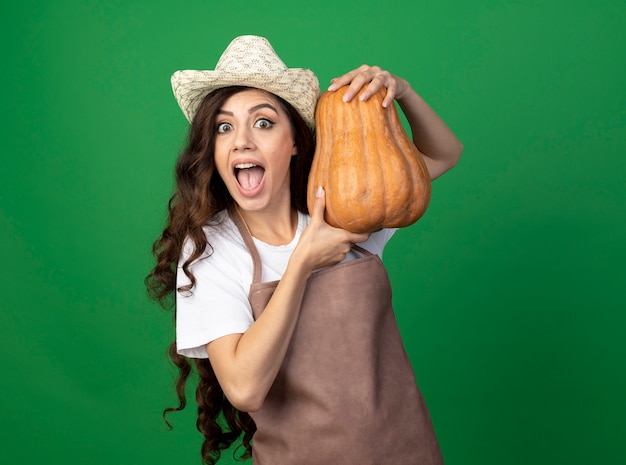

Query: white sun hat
<box><xmin>171</xmin><ymin>35</ymin><xmax>320</xmax><ymax>127</ymax></box>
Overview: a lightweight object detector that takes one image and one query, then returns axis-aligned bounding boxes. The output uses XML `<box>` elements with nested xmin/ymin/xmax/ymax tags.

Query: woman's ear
<box><xmin>292</xmin><ymin>141</ymin><xmax>298</xmax><ymax>156</ymax></box>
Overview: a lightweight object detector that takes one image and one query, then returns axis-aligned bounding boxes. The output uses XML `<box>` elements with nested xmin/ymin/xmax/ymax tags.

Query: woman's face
<box><xmin>213</xmin><ymin>88</ymin><xmax>297</xmax><ymax>214</ymax></box>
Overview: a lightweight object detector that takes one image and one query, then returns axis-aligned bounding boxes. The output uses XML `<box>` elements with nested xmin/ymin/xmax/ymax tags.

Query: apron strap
<box><xmin>229</xmin><ymin>206</ymin><xmax>263</xmax><ymax>284</ymax></box>
<box><xmin>352</xmin><ymin>244</ymin><xmax>373</xmax><ymax>257</ymax></box>
<box><xmin>229</xmin><ymin>206</ymin><xmax>374</xmax><ymax>284</ymax></box>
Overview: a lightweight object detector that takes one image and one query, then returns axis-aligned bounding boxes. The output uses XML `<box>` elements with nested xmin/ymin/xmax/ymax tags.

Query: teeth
<box><xmin>235</xmin><ymin>163</ymin><xmax>257</xmax><ymax>169</ymax></box>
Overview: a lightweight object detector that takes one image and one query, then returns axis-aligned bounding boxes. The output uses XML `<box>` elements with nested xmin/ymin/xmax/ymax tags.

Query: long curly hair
<box><xmin>146</xmin><ymin>86</ymin><xmax>315</xmax><ymax>465</ymax></box>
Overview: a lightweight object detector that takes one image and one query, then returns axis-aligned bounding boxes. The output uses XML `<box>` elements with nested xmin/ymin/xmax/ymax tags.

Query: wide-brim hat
<box><xmin>171</xmin><ymin>35</ymin><xmax>320</xmax><ymax>127</ymax></box>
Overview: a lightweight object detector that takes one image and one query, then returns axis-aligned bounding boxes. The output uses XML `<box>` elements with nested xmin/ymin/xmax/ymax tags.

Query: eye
<box><xmin>216</xmin><ymin>122</ymin><xmax>233</xmax><ymax>133</ymax></box>
<box><xmin>254</xmin><ymin>118</ymin><xmax>274</xmax><ymax>129</ymax></box>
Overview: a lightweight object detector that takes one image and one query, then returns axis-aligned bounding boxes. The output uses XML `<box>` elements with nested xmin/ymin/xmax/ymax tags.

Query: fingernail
<box><xmin>316</xmin><ymin>186</ymin><xmax>324</xmax><ymax>197</ymax></box>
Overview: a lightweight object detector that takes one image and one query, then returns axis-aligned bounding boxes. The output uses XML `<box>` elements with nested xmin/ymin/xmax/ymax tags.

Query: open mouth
<box><xmin>235</xmin><ymin>163</ymin><xmax>265</xmax><ymax>191</ymax></box>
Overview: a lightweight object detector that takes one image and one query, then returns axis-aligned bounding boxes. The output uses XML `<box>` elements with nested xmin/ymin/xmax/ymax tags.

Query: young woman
<box><xmin>147</xmin><ymin>35</ymin><xmax>462</xmax><ymax>465</ymax></box>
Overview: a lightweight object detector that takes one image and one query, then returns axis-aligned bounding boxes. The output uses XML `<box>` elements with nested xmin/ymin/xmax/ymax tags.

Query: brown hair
<box><xmin>146</xmin><ymin>86</ymin><xmax>315</xmax><ymax>465</ymax></box>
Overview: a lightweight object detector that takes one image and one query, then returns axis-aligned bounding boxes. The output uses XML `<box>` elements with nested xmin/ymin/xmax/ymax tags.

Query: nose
<box><xmin>232</xmin><ymin>125</ymin><xmax>255</xmax><ymax>152</ymax></box>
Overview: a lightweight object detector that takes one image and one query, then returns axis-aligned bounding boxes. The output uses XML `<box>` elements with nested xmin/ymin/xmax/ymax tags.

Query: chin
<box><xmin>233</xmin><ymin>195</ymin><xmax>270</xmax><ymax>213</ymax></box>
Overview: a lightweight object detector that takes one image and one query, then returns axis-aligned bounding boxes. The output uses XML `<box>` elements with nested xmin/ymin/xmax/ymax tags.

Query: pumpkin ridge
<box><xmin>326</xmin><ymin>90</ymin><xmax>343</xmax><ymax>226</ymax></box>
<box><xmin>357</xmin><ymin>89</ymin><xmax>386</xmax><ymax>231</ymax></box>
<box><xmin>392</xmin><ymin>103</ymin><xmax>417</xmax><ymax>226</ymax></box>
<box><xmin>339</xmin><ymin>90</ymin><xmax>364</xmax><ymax>229</ymax></box>
<box><xmin>385</xmin><ymin>101</ymin><xmax>402</xmax><ymax>226</ymax></box>
<box><xmin>361</xmin><ymin>92</ymin><xmax>379</xmax><ymax>229</ymax></box>
<box><xmin>325</xmin><ymin>90</ymin><xmax>343</xmax><ymax>226</ymax></box>
<box><xmin>377</xmin><ymin>98</ymin><xmax>405</xmax><ymax>227</ymax></box>
<box><xmin>375</xmin><ymin>94</ymin><xmax>392</xmax><ymax>228</ymax></box>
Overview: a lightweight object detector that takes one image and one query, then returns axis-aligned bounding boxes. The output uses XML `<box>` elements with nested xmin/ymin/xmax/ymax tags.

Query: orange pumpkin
<box><xmin>307</xmin><ymin>86</ymin><xmax>432</xmax><ymax>233</ymax></box>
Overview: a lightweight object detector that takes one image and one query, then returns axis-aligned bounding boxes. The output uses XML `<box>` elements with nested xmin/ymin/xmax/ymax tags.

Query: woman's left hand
<box><xmin>327</xmin><ymin>64</ymin><xmax>463</xmax><ymax>181</ymax></box>
<box><xmin>327</xmin><ymin>65</ymin><xmax>410</xmax><ymax>108</ymax></box>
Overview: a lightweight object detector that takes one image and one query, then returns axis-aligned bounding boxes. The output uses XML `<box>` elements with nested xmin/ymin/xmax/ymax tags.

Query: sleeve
<box><xmin>175</xmin><ymin>240</ymin><xmax>255</xmax><ymax>359</ymax></box>
<box><xmin>357</xmin><ymin>227</ymin><xmax>397</xmax><ymax>257</ymax></box>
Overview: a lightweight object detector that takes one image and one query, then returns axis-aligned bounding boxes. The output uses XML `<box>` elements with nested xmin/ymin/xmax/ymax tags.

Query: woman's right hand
<box><xmin>291</xmin><ymin>186</ymin><xmax>370</xmax><ymax>274</ymax></box>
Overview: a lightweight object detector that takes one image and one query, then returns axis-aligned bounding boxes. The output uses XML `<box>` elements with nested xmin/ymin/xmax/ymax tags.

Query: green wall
<box><xmin>2</xmin><ymin>1</ymin><xmax>624</xmax><ymax>464</ymax></box>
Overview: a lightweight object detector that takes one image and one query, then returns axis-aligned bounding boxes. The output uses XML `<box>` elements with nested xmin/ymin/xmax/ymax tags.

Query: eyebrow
<box><xmin>217</xmin><ymin>103</ymin><xmax>280</xmax><ymax>117</ymax></box>
<box><xmin>249</xmin><ymin>103</ymin><xmax>279</xmax><ymax>114</ymax></box>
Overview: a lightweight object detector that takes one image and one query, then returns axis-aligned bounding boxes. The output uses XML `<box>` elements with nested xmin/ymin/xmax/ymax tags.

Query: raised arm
<box><xmin>328</xmin><ymin>65</ymin><xmax>463</xmax><ymax>180</ymax></box>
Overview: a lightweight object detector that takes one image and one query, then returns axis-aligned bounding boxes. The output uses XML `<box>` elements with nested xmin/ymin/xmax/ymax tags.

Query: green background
<box><xmin>2</xmin><ymin>0</ymin><xmax>624</xmax><ymax>464</ymax></box>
